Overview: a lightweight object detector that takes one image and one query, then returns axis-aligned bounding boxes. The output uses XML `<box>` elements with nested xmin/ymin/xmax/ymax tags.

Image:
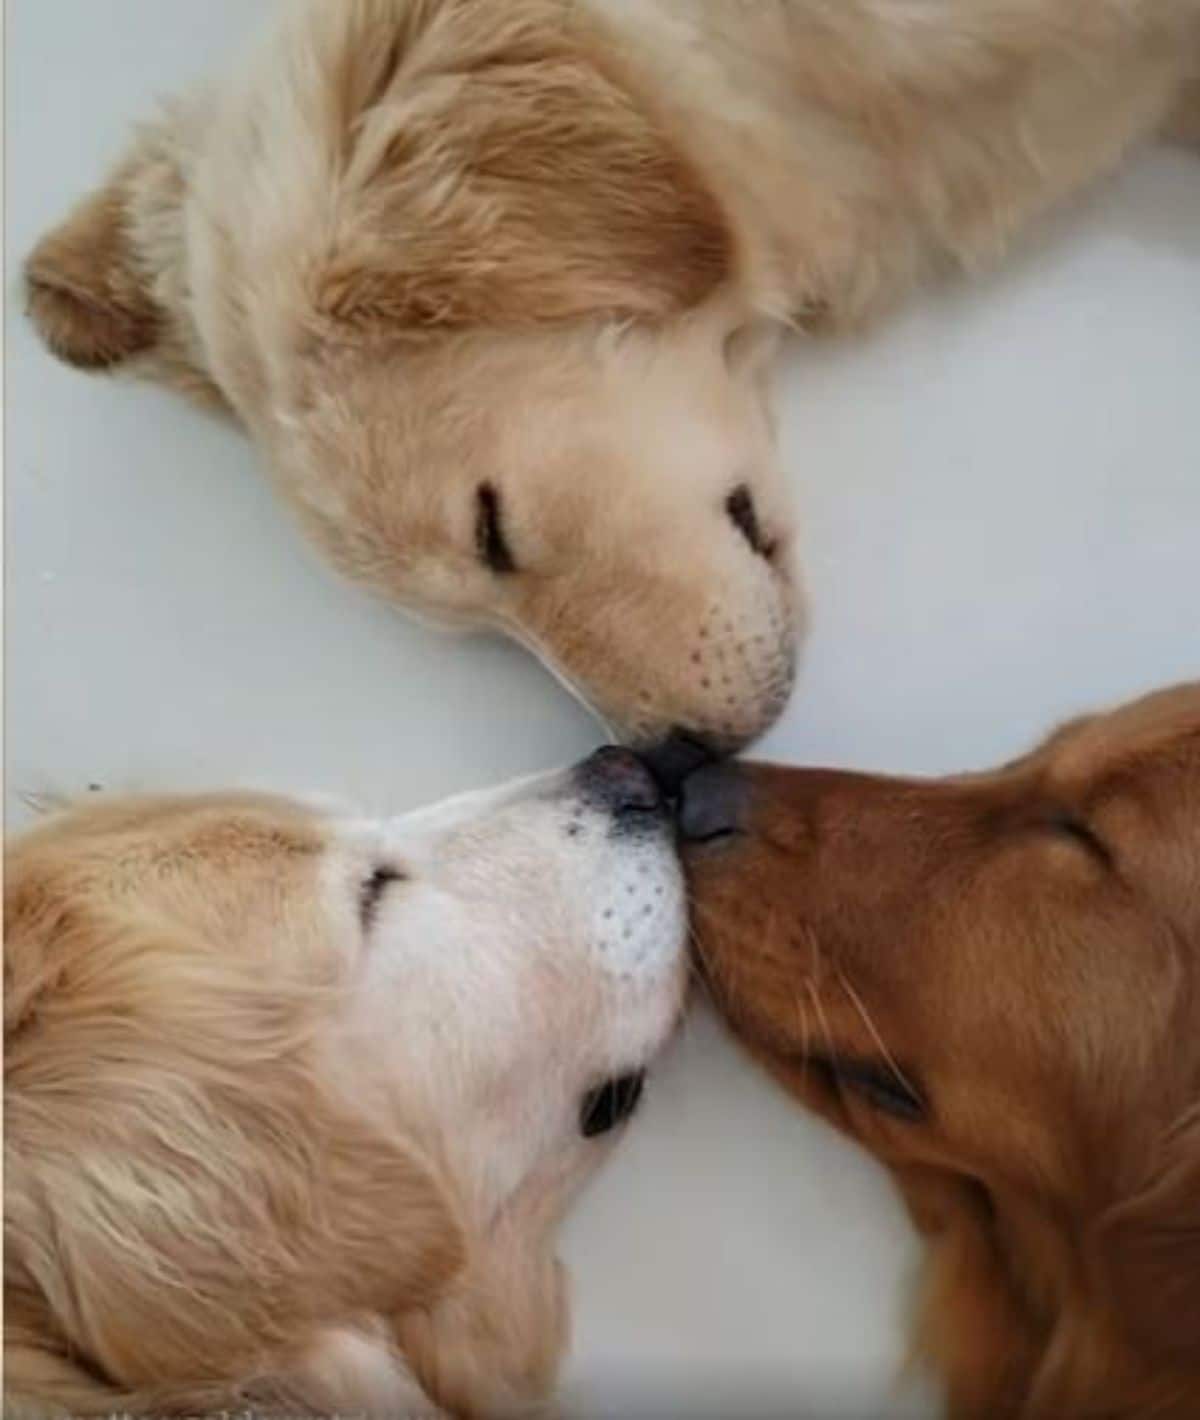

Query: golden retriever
<box><xmin>4</xmin><ymin>749</ymin><xmax>686</xmax><ymax>1417</ymax></box>
<box><xmin>24</xmin><ymin>1</ymin><xmax>1200</xmax><ymax>748</ymax></box>
<box><xmin>679</xmin><ymin>682</ymin><xmax>1200</xmax><ymax>1418</ymax></box>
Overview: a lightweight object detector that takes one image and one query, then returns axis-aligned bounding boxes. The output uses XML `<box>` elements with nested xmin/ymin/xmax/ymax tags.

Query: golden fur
<box><xmin>25</xmin><ymin>0</ymin><xmax>1200</xmax><ymax>746</ymax></box>
<box><xmin>686</xmin><ymin>683</ymin><xmax>1200</xmax><ymax>1417</ymax></box>
<box><xmin>4</xmin><ymin>766</ymin><xmax>687</xmax><ymax>1417</ymax></box>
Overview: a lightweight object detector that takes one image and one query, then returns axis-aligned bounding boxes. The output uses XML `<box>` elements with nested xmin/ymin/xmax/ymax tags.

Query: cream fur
<box><xmin>4</xmin><ymin>768</ymin><xmax>687</xmax><ymax>1417</ymax></box>
<box><xmin>24</xmin><ymin>0</ymin><xmax>1200</xmax><ymax>744</ymax></box>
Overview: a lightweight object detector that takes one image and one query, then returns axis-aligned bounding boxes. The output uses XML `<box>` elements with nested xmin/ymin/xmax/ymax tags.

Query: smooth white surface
<box><xmin>6</xmin><ymin>4</ymin><xmax>1200</xmax><ymax>1415</ymax></box>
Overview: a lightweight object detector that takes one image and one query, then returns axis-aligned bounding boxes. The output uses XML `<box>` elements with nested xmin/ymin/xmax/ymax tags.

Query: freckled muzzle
<box><xmin>678</xmin><ymin>594</ymin><xmax>796</xmax><ymax>748</ymax></box>
<box><xmin>613</xmin><ymin>573</ymin><xmax>800</xmax><ymax>761</ymax></box>
<box><xmin>566</xmin><ymin>746</ymin><xmax>689</xmax><ymax>1118</ymax></box>
<box><xmin>568</xmin><ymin>544</ymin><xmax>800</xmax><ymax>755</ymax></box>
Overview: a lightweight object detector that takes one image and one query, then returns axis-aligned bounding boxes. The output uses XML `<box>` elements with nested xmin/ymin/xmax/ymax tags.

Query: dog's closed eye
<box><xmin>359</xmin><ymin>866</ymin><xmax>404</xmax><ymax>930</ymax></box>
<box><xmin>811</xmin><ymin>1055</ymin><xmax>927</xmax><ymax>1123</ymax></box>
<box><xmin>1043</xmin><ymin>812</ymin><xmax>1113</xmax><ymax>869</ymax></box>
<box><xmin>725</xmin><ymin>484</ymin><xmax>776</xmax><ymax>561</ymax></box>
<box><xmin>475</xmin><ymin>483</ymin><xmax>516</xmax><ymax>574</ymax></box>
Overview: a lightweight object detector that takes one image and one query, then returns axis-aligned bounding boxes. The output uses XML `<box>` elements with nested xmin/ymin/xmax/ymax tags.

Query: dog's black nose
<box><xmin>677</xmin><ymin>762</ymin><xmax>747</xmax><ymax>843</ymax></box>
<box><xmin>575</xmin><ymin>746</ymin><xmax>662</xmax><ymax>814</ymax></box>
<box><xmin>640</xmin><ymin>731</ymin><xmax>720</xmax><ymax>798</ymax></box>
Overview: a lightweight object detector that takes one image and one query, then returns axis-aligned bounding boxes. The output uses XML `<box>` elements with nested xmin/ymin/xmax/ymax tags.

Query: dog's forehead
<box><xmin>79</xmin><ymin>790</ymin><xmax>326</xmax><ymax>856</ymax></box>
<box><xmin>14</xmin><ymin>792</ymin><xmax>333</xmax><ymax>940</ymax></box>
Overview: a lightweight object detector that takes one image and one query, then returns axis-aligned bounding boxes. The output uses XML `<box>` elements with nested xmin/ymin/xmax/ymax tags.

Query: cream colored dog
<box><xmin>26</xmin><ymin>1</ymin><xmax>1200</xmax><ymax>746</ymax></box>
<box><xmin>4</xmin><ymin>749</ymin><xmax>686</xmax><ymax>1417</ymax></box>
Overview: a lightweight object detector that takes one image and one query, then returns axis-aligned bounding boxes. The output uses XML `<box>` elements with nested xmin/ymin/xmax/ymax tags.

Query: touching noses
<box><xmin>641</xmin><ymin>734</ymin><xmax>747</xmax><ymax>843</ymax></box>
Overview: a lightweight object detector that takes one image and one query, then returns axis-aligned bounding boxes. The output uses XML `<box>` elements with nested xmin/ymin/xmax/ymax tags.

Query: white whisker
<box><xmin>836</xmin><ymin>969</ymin><xmax>920</xmax><ymax>1099</ymax></box>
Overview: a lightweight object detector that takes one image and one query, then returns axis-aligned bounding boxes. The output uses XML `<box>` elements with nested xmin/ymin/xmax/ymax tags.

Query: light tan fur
<box><xmin>4</xmin><ymin>767</ymin><xmax>687</xmax><ymax>1417</ymax></box>
<box><xmin>25</xmin><ymin>0</ymin><xmax>1200</xmax><ymax>744</ymax></box>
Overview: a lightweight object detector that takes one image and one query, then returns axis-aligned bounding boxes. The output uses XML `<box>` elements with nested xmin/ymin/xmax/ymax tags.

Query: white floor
<box><xmin>7</xmin><ymin>5</ymin><xmax>1200</xmax><ymax>1416</ymax></box>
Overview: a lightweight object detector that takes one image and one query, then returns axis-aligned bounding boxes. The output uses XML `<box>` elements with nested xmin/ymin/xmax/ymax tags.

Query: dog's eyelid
<box><xmin>475</xmin><ymin>482</ymin><xmax>517</xmax><ymax>574</ymax></box>
<box><xmin>724</xmin><ymin>483</ymin><xmax>775</xmax><ymax>561</ymax></box>
<box><xmin>822</xmin><ymin>1055</ymin><xmax>927</xmax><ymax>1123</ymax></box>
<box><xmin>358</xmin><ymin>865</ymin><xmax>405</xmax><ymax>931</ymax></box>
<box><xmin>1043</xmin><ymin>812</ymin><xmax>1113</xmax><ymax>867</ymax></box>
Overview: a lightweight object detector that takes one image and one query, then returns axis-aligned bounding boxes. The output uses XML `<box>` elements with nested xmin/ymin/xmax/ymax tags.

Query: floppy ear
<box><xmin>26</xmin><ymin>124</ymin><xmax>229</xmax><ymax>412</ymax></box>
<box><xmin>897</xmin><ymin>1166</ymin><xmax>1045</xmax><ymax>1418</ymax></box>
<box><xmin>311</xmin><ymin>1</ymin><xmax>731</xmax><ymax>333</ymax></box>
<box><xmin>1097</xmin><ymin>1109</ymin><xmax>1200</xmax><ymax>1367</ymax></box>
<box><xmin>4</xmin><ymin>854</ymin><xmax>466</xmax><ymax>1400</ymax></box>
<box><xmin>394</xmin><ymin>1156</ymin><xmax>581</xmax><ymax>1415</ymax></box>
<box><xmin>7</xmin><ymin>1061</ymin><xmax>465</xmax><ymax>1402</ymax></box>
<box><xmin>25</xmin><ymin>166</ymin><xmax>163</xmax><ymax>371</ymax></box>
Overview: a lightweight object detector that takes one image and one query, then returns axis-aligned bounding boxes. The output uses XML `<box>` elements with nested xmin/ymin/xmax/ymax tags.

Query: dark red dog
<box><xmin>682</xmin><ymin>683</ymin><xmax>1200</xmax><ymax>1418</ymax></box>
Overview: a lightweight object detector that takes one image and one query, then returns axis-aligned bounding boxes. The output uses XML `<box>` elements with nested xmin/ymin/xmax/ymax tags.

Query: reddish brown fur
<box><xmin>686</xmin><ymin>684</ymin><xmax>1200</xmax><ymax>1417</ymax></box>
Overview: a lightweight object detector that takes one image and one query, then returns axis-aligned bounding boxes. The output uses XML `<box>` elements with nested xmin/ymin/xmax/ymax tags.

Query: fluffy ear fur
<box><xmin>25</xmin><ymin>166</ymin><xmax>162</xmax><ymax>371</ymax></box>
<box><xmin>309</xmin><ymin>0</ymin><xmax>731</xmax><ymax>333</ymax></box>
<box><xmin>898</xmin><ymin>1166</ymin><xmax>1046</xmax><ymax>1418</ymax></box>
<box><xmin>395</xmin><ymin>1166</ymin><xmax>572</xmax><ymax>1416</ymax></box>
<box><xmin>3</xmin><ymin>853</ymin><xmax>465</xmax><ymax>1411</ymax></box>
<box><xmin>1098</xmin><ymin>1109</ymin><xmax>1200</xmax><ymax>1368</ymax></box>
<box><xmin>24</xmin><ymin>110</ymin><xmax>226</xmax><ymax>410</ymax></box>
<box><xmin>897</xmin><ymin>1145</ymin><xmax>1200</xmax><ymax>1418</ymax></box>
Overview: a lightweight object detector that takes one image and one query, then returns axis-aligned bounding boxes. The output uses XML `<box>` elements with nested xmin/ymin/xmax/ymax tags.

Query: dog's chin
<box><xmin>399</xmin><ymin>599</ymin><xmax>493</xmax><ymax>636</ymax></box>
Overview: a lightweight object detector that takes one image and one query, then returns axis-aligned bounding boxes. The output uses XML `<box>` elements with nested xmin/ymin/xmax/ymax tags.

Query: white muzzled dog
<box><xmin>4</xmin><ymin>748</ymin><xmax>686</xmax><ymax>1417</ymax></box>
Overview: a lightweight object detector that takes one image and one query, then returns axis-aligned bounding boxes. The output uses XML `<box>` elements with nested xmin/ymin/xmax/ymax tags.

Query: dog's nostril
<box><xmin>725</xmin><ymin>484</ymin><xmax>771</xmax><ymax>560</ymax></box>
<box><xmin>576</xmin><ymin>746</ymin><xmax>662</xmax><ymax>815</ymax></box>
<box><xmin>678</xmin><ymin>763</ymin><xmax>747</xmax><ymax>844</ymax></box>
